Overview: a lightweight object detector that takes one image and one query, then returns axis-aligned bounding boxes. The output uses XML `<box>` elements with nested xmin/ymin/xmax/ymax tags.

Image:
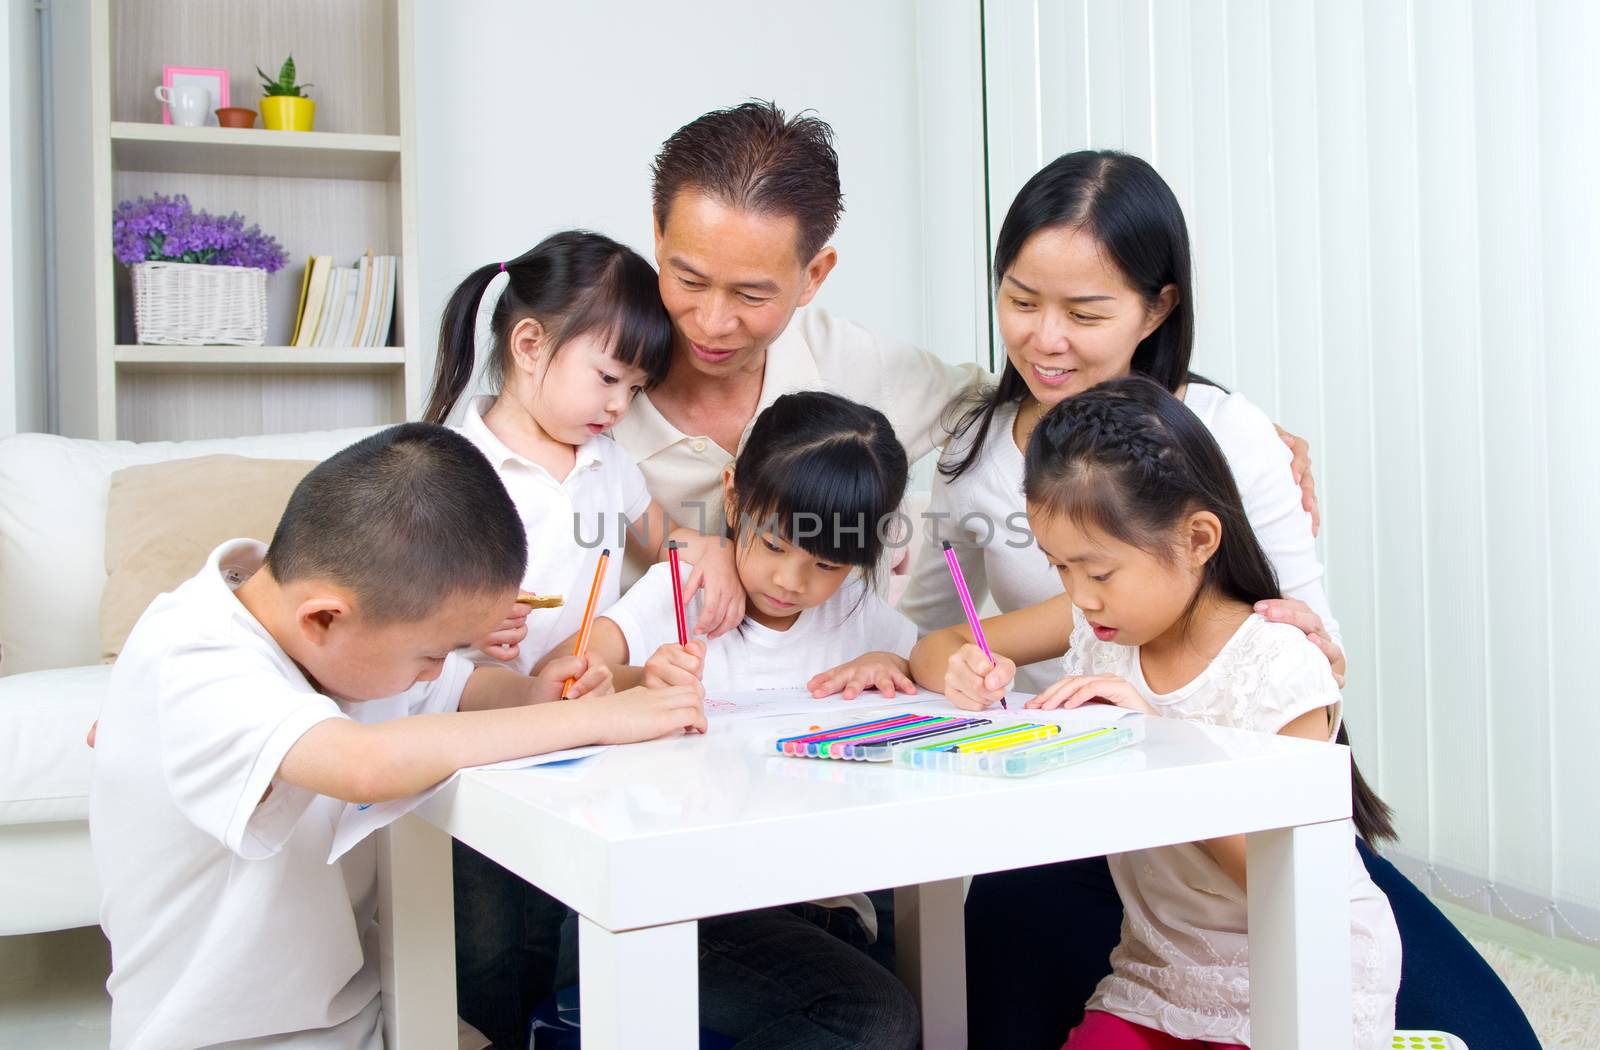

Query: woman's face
<box><xmin>998</xmin><ymin>225</ymin><xmax>1175</xmax><ymax>407</ymax></box>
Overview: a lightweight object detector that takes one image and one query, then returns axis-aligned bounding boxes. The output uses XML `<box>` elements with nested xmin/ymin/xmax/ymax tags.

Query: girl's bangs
<box><xmin>561</xmin><ymin>267</ymin><xmax>673</xmax><ymax>387</ymax></box>
<box><xmin>733</xmin><ymin>450</ymin><xmax>888</xmax><ymax>568</ymax></box>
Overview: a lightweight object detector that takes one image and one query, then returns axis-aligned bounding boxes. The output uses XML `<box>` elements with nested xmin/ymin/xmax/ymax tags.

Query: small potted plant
<box><xmin>113</xmin><ymin>193</ymin><xmax>289</xmax><ymax>345</ymax></box>
<box><xmin>257</xmin><ymin>55</ymin><xmax>314</xmax><ymax>131</ymax></box>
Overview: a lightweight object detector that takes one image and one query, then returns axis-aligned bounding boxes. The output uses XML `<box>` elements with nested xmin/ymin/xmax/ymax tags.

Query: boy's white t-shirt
<box><xmin>601</xmin><ymin>561</ymin><xmax>918</xmax><ymax>696</ymax></box>
<box><xmin>1062</xmin><ymin>607</ymin><xmax>1400</xmax><ymax>1048</ymax></box>
<box><xmin>89</xmin><ymin>539</ymin><xmax>474</xmax><ymax>1050</ymax></box>
<box><xmin>457</xmin><ymin>395</ymin><xmax>653</xmax><ymax>674</ymax></box>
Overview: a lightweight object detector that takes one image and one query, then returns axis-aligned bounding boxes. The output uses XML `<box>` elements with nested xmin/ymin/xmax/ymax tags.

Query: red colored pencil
<box><xmin>561</xmin><ymin>548</ymin><xmax>609</xmax><ymax>699</ymax></box>
<box><xmin>668</xmin><ymin>541</ymin><xmax>688</xmax><ymax>646</ymax></box>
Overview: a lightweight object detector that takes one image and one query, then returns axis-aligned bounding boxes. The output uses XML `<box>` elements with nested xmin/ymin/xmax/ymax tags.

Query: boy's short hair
<box><xmin>265</xmin><ymin>423</ymin><xmax>525</xmax><ymax>623</ymax></box>
<box><xmin>651</xmin><ymin>100</ymin><xmax>844</xmax><ymax>262</ymax></box>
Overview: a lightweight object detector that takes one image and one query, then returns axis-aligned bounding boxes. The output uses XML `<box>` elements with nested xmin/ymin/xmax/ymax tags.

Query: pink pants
<box><xmin>1062</xmin><ymin>1010</ymin><xmax>1248</xmax><ymax>1050</ymax></box>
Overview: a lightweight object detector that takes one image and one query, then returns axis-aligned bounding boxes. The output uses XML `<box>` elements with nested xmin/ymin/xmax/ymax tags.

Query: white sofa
<box><xmin>0</xmin><ymin>425</ymin><xmax>381</xmax><ymax>936</ymax></box>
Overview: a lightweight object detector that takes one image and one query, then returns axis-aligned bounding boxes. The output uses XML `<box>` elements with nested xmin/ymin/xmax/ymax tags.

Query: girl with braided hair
<box><xmin>915</xmin><ymin>375</ymin><xmax>1402</xmax><ymax>1049</ymax></box>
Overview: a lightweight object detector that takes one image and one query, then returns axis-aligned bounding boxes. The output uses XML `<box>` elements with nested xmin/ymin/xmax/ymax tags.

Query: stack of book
<box><xmin>289</xmin><ymin>253</ymin><xmax>398</xmax><ymax>348</ymax></box>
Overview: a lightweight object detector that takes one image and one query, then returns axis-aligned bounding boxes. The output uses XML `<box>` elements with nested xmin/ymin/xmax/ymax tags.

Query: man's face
<box><xmin>654</xmin><ymin>191</ymin><xmax>834</xmax><ymax>379</ymax></box>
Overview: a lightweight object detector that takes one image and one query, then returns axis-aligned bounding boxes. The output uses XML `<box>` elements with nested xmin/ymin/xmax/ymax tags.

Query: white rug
<box><xmin>1468</xmin><ymin>935</ymin><xmax>1600</xmax><ymax>1050</ymax></box>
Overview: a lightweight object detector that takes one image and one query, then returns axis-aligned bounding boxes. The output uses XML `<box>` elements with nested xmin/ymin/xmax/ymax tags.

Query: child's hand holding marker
<box><xmin>807</xmin><ymin>652</ymin><xmax>918</xmax><ymax>701</ymax></box>
<box><xmin>643</xmin><ymin>639</ymin><xmax>708</xmax><ymax>694</ymax></box>
<box><xmin>1027</xmin><ymin>674</ymin><xmax>1155</xmax><ymax>715</ymax></box>
<box><xmin>944</xmin><ymin>643</ymin><xmax>1018</xmax><ymax>711</ymax></box>
<box><xmin>477</xmin><ymin>600</ymin><xmax>532</xmax><ymax>662</ymax></box>
<box><xmin>534</xmin><ymin>654</ymin><xmax>613</xmax><ymax>701</ymax></box>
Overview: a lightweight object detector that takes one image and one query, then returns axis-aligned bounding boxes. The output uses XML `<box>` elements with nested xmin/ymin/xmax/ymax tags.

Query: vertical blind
<box><xmin>979</xmin><ymin>0</ymin><xmax>1599</xmax><ymax>945</ymax></box>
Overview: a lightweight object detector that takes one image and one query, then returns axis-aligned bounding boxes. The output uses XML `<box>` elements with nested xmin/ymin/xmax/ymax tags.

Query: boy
<box><xmin>90</xmin><ymin>423</ymin><xmax>705</xmax><ymax>1049</ymax></box>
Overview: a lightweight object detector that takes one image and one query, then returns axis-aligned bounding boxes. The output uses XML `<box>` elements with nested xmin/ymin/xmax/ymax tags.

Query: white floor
<box><xmin>0</xmin><ymin>926</ymin><xmax>111</xmax><ymax>1049</ymax></box>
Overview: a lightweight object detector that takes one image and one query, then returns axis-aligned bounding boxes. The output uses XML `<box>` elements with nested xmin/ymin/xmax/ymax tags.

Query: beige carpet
<box><xmin>1468</xmin><ymin>935</ymin><xmax>1600</xmax><ymax>1050</ymax></box>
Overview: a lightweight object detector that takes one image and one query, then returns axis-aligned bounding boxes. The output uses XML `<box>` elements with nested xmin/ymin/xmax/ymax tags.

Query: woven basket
<box><xmin>131</xmin><ymin>261</ymin><xmax>268</xmax><ymax>346</ymax></box>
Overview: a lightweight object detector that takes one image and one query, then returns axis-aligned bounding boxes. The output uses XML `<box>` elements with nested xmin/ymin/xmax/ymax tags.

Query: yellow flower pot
<box><xmin>260</xmin><ymin>96</ymin><xmax>315</xmax><ymax>132</ymax></box>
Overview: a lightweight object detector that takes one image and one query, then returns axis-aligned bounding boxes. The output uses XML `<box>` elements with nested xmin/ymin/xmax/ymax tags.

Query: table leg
<box><xmin>578</xmin><ymin>915</ymin><xmax>698</xmax><ymax>1049</ymax></box>
<box><xmin>1247</xmin><ymin>819</ymin><xmax>1354</xmax><ymax>1049</ymax></box>
<box><xmin>377</xmin><ymin>813</ymin><xmax>457</xmax><ymax>1050</ymax></box>
<box><xmin>895</xmin><ymin>879</ymin><xmax>967</xmax><ymax>1050</ymax></box>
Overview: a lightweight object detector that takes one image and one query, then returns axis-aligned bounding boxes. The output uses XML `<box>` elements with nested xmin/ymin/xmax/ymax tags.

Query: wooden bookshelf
<box><xmin>53</xmin><ymin>0</ymin><xmax>422</xmax><ymax>442</ymax></box>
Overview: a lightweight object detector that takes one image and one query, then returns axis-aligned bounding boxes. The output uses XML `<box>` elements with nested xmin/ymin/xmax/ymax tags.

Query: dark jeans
<box><xmin>556</xmin><ymin>899</ymin><xmax>920</xmax><ymax>1049</ymax></box>
<box><xmin>964</xmin><ymin>842</ymin><xmax>1542</xmax><ymax>1050</ymax></box>
<box><xmin>454</xmin><ymin>842</ymin><xmax>571</xmax><ymax>1049</ymax></box>
<box><xmin>456</xmin><ymin>842</ymin><xmax>918</xmax><ymax>1050</ymax></box>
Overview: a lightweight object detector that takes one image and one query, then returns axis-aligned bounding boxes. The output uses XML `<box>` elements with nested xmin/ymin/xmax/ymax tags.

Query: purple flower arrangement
<box><xmin>112</xmin><ymin>194</ymin><xmax>289</xmax><ymax>273</ymax></box>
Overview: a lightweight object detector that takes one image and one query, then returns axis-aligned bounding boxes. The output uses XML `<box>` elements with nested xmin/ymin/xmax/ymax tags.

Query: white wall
<box><xmin>3</xmin><ymin>0</ymin><xmax>49</xmax><ymax>436</ymax></box>
<box><xmin>985</xmin><ymin>0</ymin><xmax>1600</xmax><ymax>946</ymax></box>
<box><xmin>412</xmin><ymin>0</ymin><xmax>989</xmax><ymax>405</ymax></box>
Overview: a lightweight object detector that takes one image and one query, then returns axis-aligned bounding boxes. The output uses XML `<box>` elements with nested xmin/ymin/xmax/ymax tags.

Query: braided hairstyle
<box><xmin>1024</xmin><ymin>375</ymin><xmax>1395</xmax><ymax>843</ymax></box>
<box><xmin>1023</xmin><ymin>375</ymin><xmax>1276</xmax><ymax>610</ymax></box>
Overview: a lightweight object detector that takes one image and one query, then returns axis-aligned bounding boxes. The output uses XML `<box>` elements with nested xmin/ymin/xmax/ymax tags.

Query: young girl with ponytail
<box><xmin>425</xmin><ymin>230</ymin><xmax>744</xmax><ymax>678</ymax></box>
<box><xmin>911</xmin><ymin>376</ymin><xmax>1401</xmax><ymax>1049</ymax></box>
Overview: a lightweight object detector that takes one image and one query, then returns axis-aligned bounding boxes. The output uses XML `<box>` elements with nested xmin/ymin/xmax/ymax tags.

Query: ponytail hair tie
<box><xmin>498</xmin><ymin>261</ymin><xmax>506</xmax><ymax>273</ymax></box>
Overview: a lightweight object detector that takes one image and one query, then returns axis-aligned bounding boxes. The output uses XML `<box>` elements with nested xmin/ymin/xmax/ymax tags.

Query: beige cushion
<box><xmin>99</xmin><ymin>455</ymin><xmax>315</xmax><ymax>661</ymax></box>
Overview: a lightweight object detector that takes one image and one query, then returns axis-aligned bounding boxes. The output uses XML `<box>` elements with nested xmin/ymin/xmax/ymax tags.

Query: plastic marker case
<box><xmin>771</xmin><ymin>714</ymin><xmax>994</xmax><ymax>762</ymax></box>
<box><xmin>894</xmin><ymin>722</ymin><xmax>1140</xmax><ymax>777</ymax></box>
<box><xmin>766</xmin><ymin>711</ymin><xmax>1144</xmax><ymax>777</ymax></box>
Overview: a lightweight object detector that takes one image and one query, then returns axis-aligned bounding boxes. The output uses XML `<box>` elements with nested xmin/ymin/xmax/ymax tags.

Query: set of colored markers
<box><xmin>768</xmin><ymin>712</ymin><xmax>1140</xmax><ymax>778</ymax></box>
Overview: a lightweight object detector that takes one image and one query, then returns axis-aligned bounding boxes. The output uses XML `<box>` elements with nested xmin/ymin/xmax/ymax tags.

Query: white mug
<box><xmin>155</xmin><ymin>84</ymin><xmax>211</xmax><ymax>127</ymax></box>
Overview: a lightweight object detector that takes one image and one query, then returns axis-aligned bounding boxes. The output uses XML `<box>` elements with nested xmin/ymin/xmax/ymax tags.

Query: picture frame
<box><xmin>160</xmin><ymin>66</ymin><xmax>230</xmax><ymax>126</ymax></box>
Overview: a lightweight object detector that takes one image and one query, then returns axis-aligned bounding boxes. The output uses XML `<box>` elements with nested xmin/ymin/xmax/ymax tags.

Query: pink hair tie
<box><xmin>498</xmin><ymin>261</ymin><xmax>507</xmax><ymax>273</ymax></box>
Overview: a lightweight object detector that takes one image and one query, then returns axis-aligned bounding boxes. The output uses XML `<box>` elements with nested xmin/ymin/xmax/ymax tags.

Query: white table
<box><xmin>377</xmin><ymin>710</ymin><xmax>1355</xmax><ymax>1049</ymax></box>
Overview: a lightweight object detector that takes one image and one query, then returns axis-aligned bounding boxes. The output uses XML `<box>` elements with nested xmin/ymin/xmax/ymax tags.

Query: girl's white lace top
<box><xmin>1064</xmin><ymin>607</ymin><xmax>1401</xmax><ymax>1048</ymax></box>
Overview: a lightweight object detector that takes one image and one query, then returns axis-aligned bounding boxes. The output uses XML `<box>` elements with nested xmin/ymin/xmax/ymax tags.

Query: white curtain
<box><xmin>980</xmin><ymin>0</ymin><xmax>1600</xmax><ymax>946</ymax></box>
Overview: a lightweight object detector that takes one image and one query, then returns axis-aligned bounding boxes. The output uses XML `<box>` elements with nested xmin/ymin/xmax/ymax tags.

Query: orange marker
<box><xmin>561</xmin><ymin>548</ymin><xmax>609</xmax><ymax>699</ymax></box>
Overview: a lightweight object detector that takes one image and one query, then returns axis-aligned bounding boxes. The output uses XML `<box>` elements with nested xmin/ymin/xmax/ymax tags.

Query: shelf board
<box><xmin>111</xmin><ymin>122</ymin><xmax>402</xmax><ymax>180</ymax></box>
<box><xmin>114</xmin><ymin>345</ymin><xmax>408</xmax><ymax>375</ymax></box>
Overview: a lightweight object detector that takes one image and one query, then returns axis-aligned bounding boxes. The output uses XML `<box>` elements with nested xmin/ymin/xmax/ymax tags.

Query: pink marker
<box><xmin>943</xmin><ymin>541</ymin><xmax>1007</xmax><ymax>710</ymax></box>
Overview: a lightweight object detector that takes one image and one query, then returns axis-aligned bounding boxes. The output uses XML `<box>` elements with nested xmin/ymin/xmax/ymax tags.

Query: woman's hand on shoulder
<box><xmin>944</xmin><ymin>644</ymin><xmax>1016</xmax><ymax>711</ymax></box>
<box><xmin>1027</xmin><ymin>674</ymin><xmax>1154</xmax><ymax>714</ymax></box>
<box><xmin>1253</xmin><ymin>598</ymin><xmax>1345</xmax><ymax>688</ymax></box>
<box><xmin>807</xmin><ymin>652</ymin><xmax>918</xmax><ymax>700</ymax></box>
